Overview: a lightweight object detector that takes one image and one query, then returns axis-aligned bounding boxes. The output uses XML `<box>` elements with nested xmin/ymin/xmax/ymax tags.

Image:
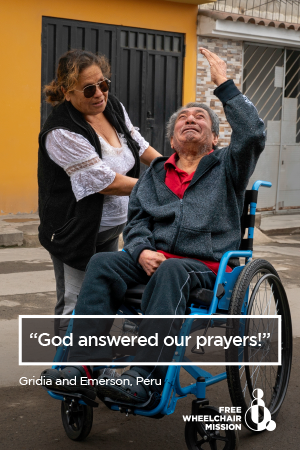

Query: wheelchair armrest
<box><xmin>189</xmin><ymin>284</ymin><xmax>225</xmax><ymax>307</ymax></box>
<box><xmin>124</xmin><ymin>283</ymin><xmax>226</xmax><ymax>310</ymax></box>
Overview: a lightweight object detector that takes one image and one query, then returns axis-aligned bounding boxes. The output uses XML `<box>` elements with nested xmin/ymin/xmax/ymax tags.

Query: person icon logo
<box><xmin>245</xmin><ymin>388</ymin><xmax>276</xmax><ymax>432</ymax></box>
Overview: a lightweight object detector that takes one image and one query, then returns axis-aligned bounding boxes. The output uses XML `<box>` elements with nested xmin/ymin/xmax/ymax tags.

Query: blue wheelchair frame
<box><xmin>47</xmin><ymin>180</ymin><xmax>271</xmax><ymax>418</ymax></box>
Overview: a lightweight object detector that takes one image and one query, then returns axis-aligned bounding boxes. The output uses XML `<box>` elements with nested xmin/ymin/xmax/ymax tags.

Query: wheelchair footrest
<box><xmin>42</xmin><ymin>386</ymin><xmax>99</xmax><ymax>407</ymax></box>
<box><xmin>103</xmin><ymin>391</ymin><xmax>161</xmax><ymax>411</ymax></box>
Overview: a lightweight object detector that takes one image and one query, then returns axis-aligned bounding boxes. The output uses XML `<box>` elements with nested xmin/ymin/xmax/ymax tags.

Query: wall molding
<box><xmin>198</xmin><ymin>15</ymin><xmax>300</xmax><ymax>48</ymax></box>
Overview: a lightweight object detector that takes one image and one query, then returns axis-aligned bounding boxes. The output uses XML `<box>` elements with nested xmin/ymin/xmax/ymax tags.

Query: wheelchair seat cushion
<box><xmin>124</xmin><ymin>283</ymin><xmax>224</xmax><ymax>308</ymax></box>
<box><xmin>96</xmin><ymin>369</ymin><xmax>151</xmax><ymax>405</ymax></box>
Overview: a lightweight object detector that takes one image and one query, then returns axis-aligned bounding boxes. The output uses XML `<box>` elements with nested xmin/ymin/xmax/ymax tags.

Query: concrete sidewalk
<box><xmin>1</xmin><ymin>211</ymin><xmax>300</xmax><ymax>247</ymax></box>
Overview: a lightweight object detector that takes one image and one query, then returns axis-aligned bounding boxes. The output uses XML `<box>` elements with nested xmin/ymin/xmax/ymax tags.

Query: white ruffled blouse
<box><xmin>45</xmin><ymin>103</ymin><xmax>149</xmax><ymax>228</ymax></box>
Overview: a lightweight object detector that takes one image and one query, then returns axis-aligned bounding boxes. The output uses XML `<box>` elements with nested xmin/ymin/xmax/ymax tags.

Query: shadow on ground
<box><xmin>0</xmin><ymin>338</ymin><xmax>299</xmax><ymax>450</ymax></box>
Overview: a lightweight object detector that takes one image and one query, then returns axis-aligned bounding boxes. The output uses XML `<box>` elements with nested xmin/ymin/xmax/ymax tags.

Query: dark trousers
<box><xmin>51</xmin><ymin>224</ymin><xmax>125</xmax><ymax>336</ymax></box>
<box><xmin>69</xmin><ymin>251</ymin><xmax>216</xmax><ymax>386</ymax></box>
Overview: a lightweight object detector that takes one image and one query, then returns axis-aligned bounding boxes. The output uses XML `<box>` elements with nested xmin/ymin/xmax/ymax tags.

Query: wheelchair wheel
<box><xmin>185</xmin><ymin>406</ymin><xmax>239</xmax><ymax>449</ymax></box>
<box><xmin>61</xmin><ymin>400</ymin><xmax>93</xmax><ymax>441</ymax></box>
<box><xmin>226</xmin><ymin>259</ymin><xmax>292</xmax><ymax>430</ymax></box>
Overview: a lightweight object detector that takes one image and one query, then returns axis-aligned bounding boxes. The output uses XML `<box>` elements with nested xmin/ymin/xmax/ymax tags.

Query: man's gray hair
<box><xmin>166</xmin><ymin>102</ymin><xmax>220</xmax><ymax>146</ymax></box>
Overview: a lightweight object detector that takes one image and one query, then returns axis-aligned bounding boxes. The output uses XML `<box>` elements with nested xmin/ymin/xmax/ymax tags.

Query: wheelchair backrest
<box><xmin>238</xmin><ymin>180</ymin><xmax>272</xmax><ymax>252</ymax></box>
<box><xmin>239</xmin><ymin>189</ymin><xmax>258</xmax><ymax>252</ymax></box>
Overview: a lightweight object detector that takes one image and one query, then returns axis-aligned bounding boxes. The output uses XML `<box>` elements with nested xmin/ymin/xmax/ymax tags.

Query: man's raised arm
<box><xmin>200</xmin><ymin>48</ymin><xmax>265</xmax><ymax>192</ymax></box>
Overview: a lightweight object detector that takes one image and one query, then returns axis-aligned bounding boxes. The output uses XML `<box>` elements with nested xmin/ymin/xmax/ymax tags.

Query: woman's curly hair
<box><xmin>44</xmin><ymin>49</ymin><xmax>111</xmax><ymax>105</ymax></box>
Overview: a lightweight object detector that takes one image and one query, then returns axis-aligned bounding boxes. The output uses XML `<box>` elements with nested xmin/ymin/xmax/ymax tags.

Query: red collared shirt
<box><xmin>164</xmin><ymin>152</ymin><xmax>196</xmax><ymax>199</ymax></box>
<box><xmin>158</xmin><ymin>152</ymin><xmax>232</xmax><ymax>276</ymax></box>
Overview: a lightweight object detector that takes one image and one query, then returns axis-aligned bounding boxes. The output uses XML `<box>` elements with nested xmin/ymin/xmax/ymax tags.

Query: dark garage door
<box><xmin>41</xmin><ymin>17</ymin><xmax>184</xmax><ymax>156</ymax></box>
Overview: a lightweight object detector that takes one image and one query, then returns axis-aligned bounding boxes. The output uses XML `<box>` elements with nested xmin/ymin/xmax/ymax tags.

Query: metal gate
<box><xmin>41</xmin><ymin>17</ymin><xmax>184</xmax><ymax>156</ymax></box>
<box><xmin>243</xmin><ymin>43</ymin><xmax>300</xmax><ymax>211</ymax></box>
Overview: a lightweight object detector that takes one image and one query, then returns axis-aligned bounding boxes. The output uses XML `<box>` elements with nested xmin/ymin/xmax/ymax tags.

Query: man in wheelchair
<box><xmin>42</xmin><ymin>48</ymin><xmax>265</xmax><ymax>405</ymax></box>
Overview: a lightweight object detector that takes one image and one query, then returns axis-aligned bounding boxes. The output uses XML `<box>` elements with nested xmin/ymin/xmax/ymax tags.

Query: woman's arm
<box><xmin>100</xmin><ymin>144</ymin><xmax>162</xmax><ymax>194</ymax></box>
<box><xmin>99</xmin><ymin>173</ymin><xmax>138</xmax><ymax>196</ymax></box>
<box><xmin>140</xmin><ymin>145</ymin><xmax>162</xmax><ymax>166</ymax></box>
<box><xmin>100</xmin><ymin>145</ymin><xmax>160</xmax><ymax>195</ymax></box>
<box><xmin>46</xmin><ymin>129</ymin><xmax>137</xmax><ymax>200</ymax></box>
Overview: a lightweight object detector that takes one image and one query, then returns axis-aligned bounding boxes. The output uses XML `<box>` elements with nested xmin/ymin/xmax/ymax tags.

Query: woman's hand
<box><xmin>138</xmin><ymin>249</ymin><xmax>166</xmax><ymax>276</ymax></box>
<box><xmin>199</xmin><ymin>48</ymin><xmax>227</xmax><ymax>87</ymax></box>
<box><xmin>140</xmin><ymin>146</ymin><xmax>162</xmax><ymax>166</ymax></box>
<box><xmin>99</xmin><ymin>145</ymin><xmax>161</xmax><ymax>196</ymax></box>
<box><xmin>99</xmin><ymin>173</ymin><xmax>138</xmax><ymax>196</ymax></box>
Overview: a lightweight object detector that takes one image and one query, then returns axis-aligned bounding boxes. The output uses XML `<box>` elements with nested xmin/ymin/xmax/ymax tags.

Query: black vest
<box><xmin>38</xmin><ymin>94</ymin><xmax>140</xmax><ymax>270</ymax></box>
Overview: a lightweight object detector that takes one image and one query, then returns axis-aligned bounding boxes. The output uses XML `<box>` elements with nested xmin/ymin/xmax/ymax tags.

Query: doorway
<box><xmin>243</xmin><ymin>43</ymin><xmax>300</xmax><ymax>210</ymax></box>
<box><xmin>41</xmin><ymin>17</ymin><xmax>185</xmax><ymax>156</ymax></box>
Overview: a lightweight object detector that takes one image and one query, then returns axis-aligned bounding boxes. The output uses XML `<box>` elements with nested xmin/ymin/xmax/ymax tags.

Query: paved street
<box><xmin>0</xmin><ymin>237</ymin><xmax>299</xmax><ymax>449</ymax></box>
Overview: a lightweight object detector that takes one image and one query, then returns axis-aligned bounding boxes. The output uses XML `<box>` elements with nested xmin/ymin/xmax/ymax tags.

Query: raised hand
<box><xmin>199</xmin><ymin>48</ymin><xmax>227</xmax><ymax>87</ymax></box>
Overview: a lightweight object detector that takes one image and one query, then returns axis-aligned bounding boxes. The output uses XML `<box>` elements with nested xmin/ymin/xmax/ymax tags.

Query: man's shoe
<box><xmin>41</xmin><ymin>366</ymin><xmax>96</xmax><ymax>400</ymax></box>
<box><xmin>98</xmin><ymin>368</ymin><xmax>121</xmax><ymax>379</ymax></box>
<box><xmin>96</xmin><ymin>369</ymin><xmax>151</xmax><ymax>405</ymax></box>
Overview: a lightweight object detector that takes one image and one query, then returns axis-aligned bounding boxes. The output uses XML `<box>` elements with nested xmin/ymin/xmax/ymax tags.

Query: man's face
<box><xmin>170</xmin><ymin>107</ymin><xmax>218</xmax><ymax>153</ymax></box>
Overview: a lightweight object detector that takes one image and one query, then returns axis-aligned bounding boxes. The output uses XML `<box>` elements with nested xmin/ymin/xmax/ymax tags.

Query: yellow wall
<box><xmin>0</xmin><ymin>0</ymin><xmax>198</xmax><ymax>214</ymax></box>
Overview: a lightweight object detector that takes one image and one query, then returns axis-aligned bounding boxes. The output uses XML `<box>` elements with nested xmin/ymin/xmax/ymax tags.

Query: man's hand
<box><xmin>199</xmin><ymin>48</ymin><xmax>227</xmax><ymax>87</ymax></box>
<box><xmin>138</xmin><ymin>250</ymin><xmax>166</xmax><ymax>276</ymax></box>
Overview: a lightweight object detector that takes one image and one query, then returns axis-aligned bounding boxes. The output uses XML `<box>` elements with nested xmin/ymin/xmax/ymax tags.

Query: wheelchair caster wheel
<box><xmin>61</xmin><ymin>399</ymin><xmax>93</xmax><ymax>441</ymax></box>
<box><xmin>185</xmin><ymin>406</ymin><xmax>239</xmax><ymax>450</ymax></box>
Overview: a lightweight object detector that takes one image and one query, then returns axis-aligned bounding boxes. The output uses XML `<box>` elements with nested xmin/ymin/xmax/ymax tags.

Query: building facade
<box><xmin>197</xmin><ymin>0</ymin><xmax>300</xmax><ymax>211</ymax></box>
<box><xmin>1</xmin><ymin>0</ymin><xmax>210</xmax><ymax>215</ymax></box>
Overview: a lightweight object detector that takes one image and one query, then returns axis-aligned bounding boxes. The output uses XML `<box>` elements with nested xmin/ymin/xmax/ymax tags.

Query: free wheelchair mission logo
<box><xmin>245</xmin><ymin>388</ymin><xmax>276</xmax><ymax>432</ymax></box>
<box><xmin>183</xmin><ymin>389</ymin><xmax>276</xmax><ymax>432</ymax></box>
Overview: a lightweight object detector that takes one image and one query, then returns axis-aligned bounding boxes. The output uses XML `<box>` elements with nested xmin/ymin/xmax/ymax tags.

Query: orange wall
<box><xmin>0</xmin><ymin>0</ymin><xmax>198</xmax><ymax>214</ymax></box>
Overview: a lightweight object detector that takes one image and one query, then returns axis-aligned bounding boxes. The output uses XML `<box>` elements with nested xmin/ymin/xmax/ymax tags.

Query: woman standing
<box><xmin>38</xmin><ymin>50</ymin><xmax>161</xmax><ymax>336</ymax></box>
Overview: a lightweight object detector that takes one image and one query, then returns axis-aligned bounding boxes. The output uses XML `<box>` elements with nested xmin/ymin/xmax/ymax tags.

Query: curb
<box><xmin>0</xmin><ymin>215</ymin><xmax>40</xmax><ymax>248</ymax></box>
<box><xmin>0</xmin><ymin>216</ymin><xmax>299</xmax><ymax>248</ymax></box>
<box><xmin>0</xmin><ymin>230</ymin><xmax>23</xmax><ymax>247</ymax></box>
<box><xmin>23</xmin><ymin>234</ymin><xmax>41</xmax><ymax>248</ymax></box>
<box><xmin>0</xmin><ymin>231</ymin><xmax>41</xmax><ymax>248</ymax></box>
<box><xmin>261</xmin><ymin>227</ymin><xmax>300</xmax><ymax>236</ymax></box>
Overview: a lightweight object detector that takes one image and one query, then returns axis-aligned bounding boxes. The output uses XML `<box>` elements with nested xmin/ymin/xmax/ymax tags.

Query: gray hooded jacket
<box><xmin>123</xmin><ymin>80</ymin><xmax>265</xmax><ymax>264</ymax></box>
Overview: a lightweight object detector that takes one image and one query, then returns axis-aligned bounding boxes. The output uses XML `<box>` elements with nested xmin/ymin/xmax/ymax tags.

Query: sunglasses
<box><xmin>74</xmin><ymin>78</ymin><xmax>111</xmax><ymax>98</ymax></box>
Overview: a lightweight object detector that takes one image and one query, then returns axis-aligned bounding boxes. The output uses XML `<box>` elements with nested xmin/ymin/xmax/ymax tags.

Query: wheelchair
<box><xmin>45</xmin><ymin>180</ymin><xmax>293</xmax><ymax>450</ymax></box>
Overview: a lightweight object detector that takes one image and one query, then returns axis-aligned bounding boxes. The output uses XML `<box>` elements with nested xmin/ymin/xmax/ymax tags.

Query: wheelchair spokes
<box><xmin>244</xmin><ymin>276</ymin><xmax>279</xmax><ymax>407</ymax></box>
<box><xmin>226</xmin><ymin>259</ymin><xmax>293</xmax><ymax>431</ymax></box>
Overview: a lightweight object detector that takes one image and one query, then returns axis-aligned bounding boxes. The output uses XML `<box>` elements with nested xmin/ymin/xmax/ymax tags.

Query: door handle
<box><xmin>146</xmin><ymin>118</ymin><xmax>155</xmax><ymax>128</ymax></box>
